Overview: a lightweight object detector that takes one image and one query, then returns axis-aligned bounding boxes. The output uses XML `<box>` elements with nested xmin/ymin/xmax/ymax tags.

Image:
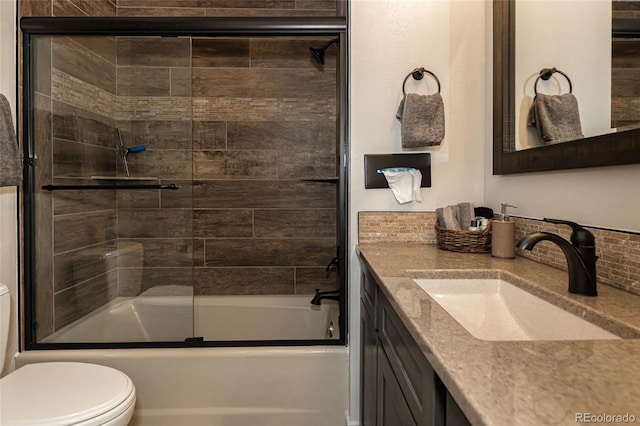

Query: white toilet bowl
<box><xmin>0</xmin><ymin>284</ymin><xmax>136</xmax><ymax>426</ymax></box>
<box><xmin>0</xmin><ymin>362</ymin><xmax>136</xmax><ymax>426</ymax></box>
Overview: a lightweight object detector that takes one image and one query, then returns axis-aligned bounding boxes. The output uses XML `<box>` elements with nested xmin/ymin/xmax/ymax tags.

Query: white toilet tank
<box><xmin>0</xmin><ymin>283</ymin><xmax>10</xmax><ymax>370</ymax></box>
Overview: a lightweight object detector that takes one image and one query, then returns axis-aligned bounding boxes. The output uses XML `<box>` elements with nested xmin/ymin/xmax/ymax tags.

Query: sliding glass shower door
<box><xmin>28</xmin><ymin>34</ymin><xmax>195</xmax><ymax>344</ymax></box>
<box><xmin>22</xmin><ymin>19</ymin><xmax>346</xmax><ymax>348</ymax></box>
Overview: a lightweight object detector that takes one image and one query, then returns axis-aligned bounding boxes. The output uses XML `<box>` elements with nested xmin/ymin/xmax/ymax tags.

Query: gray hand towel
<box><xmin>527</xmin><ymin>93</ymin><xmax>583</xmax><ymax>144</ymax></box>
<box><xmin>456</xmin><ymin>202</ymin><xmax>475</xmax><ymax>230</ymax></box>
<box><xmin>396</xmin><ymin>92</ymin><xmax>445</xmax><ymax>148</ymax></box>
<box><xmin>436</xmin><ymin>206</ymin><xmax>460</xmax><ymax>230</ymax></box>
<box><xmin>0</xmin><ymin>94</ymin><xmax>21</xmax><ymax>187</ymax></box>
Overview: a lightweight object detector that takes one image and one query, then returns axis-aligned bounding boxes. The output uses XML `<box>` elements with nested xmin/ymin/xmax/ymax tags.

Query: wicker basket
<box><xmin>435</xmin><ymin>219</ymin><xmax>492</xmax><ymax>253</ymax></box>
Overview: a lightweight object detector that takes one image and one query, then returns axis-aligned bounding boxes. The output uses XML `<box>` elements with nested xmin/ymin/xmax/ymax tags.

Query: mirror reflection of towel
<box><xmin>396</xmin><ymin>92</ymin><xmax>445</xmax><ymax>148</ymax></box>
<box><xmin>527</xmin><ymin>93</ymin><xmax>583</xmax><ymax>144</ymax></box>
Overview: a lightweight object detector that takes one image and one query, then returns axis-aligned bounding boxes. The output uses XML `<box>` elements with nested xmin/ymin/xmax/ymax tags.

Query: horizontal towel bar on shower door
<box><xmin>41</xmin><ymin>183</ymin><xmax>180</xmax><ymax>191</ymax></box>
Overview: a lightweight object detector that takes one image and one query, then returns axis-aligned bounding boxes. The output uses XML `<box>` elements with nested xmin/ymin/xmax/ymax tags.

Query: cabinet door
<box><xmin>361</xmin><ymin>301</ymin><xmax>378</xmax><ymax>426</ymax></box>
<box><xmin>445</xmin><ymin>392</ymin><xmax>471</xmax><ymax>426</ymax></box>
<box><xmin>377</xmin><ymin>345</ymin><xmax>417</xmax><ymax>426</ymax></box>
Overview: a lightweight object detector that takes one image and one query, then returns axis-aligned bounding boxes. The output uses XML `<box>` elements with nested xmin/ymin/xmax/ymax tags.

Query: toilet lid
<box><xmin>0</xmin><ymin>362</ymin><xmax>135</xmax><ymax>426</ymax></box>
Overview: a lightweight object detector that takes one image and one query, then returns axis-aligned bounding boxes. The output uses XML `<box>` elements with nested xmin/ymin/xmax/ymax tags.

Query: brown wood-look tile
<box><xmin>295</xmin><ymin>267</ymin><xmax>339</xmax><ymax>294</ymax></box>
<box><xmin>117</xmin><ymin>7</ymin><xmax>205</xmax><ymax>16</ymax></box>
<box><xmin>250</xmin><ymin>38</ymin><xmax>335</xmax><ymax>69</ymax></box>
<box><xmin>126</xmin><ymin>150</ymin><xmax>192</xmax><ymax>180</ymax></box>
<box><xmin>52</xmin><ymin>37</ymin><xmax>116</xmax><ymax>93</ymax></box>
<box><xmin>192</xmin><ymin>38</ymin><xmax>250</xmax><ymax>67</ymax></box>
<box><xmin>54</xmin><ymin>269</ymin><xmax>118</xmax><ymax>329</ymax></box>
<box><xmin>200</xmin><ymin>0</ymin><xmax>294</xmax><ymax>8</ymax></box>
<box><xmin>161</xmin><ymin>180</ymin><xmax>193</xmax><ymax>208</ymax></box>
<box><xmin>193</xmin><ymin>150</ymin><xmax>278</xmax><ymax>179</ymax></box>
<box><xmin>171</xmin><ymin>67</ymin><xmax>191</xmax><ymax>97</ymax></box>
<box><xmin>193</xmin><ymin>121</ymin><xmax>226</xmax><ymax>150</ymax></box>
<box><xmin>117</xmin><ymin>209</ymin><xmax>193</xmax><ymax>238</ymax></box>
<box><xmin>52</xmin><ymin>100</ymin><xmax>116</xmax><ymax>148</ymax></box>
<box><xmin>296</xmin><ymin>0</ymin><xmax>335</xmax><ymax>10</ymax></box>
<box><xmin>116</xmin><ymin>187</ymin><xmax>161</xmax><ymax>208</ymax></box>
<box><xmin>193</xmin><ymin>209</ymin><xmax>253</xmax><ymax>238</ymax></box>
<box><xmin>117</xmin><ymin>37</ymin><xmax>191</xmax><ymax>67</ymax></box>
<box><xmin>118</xmin><ymin>267</ymin><xmax>194</xmax><ymax>296</ymax></box>
<box><xmin>204</xmin><ymin>8</ymin><xmax>333</xmax><ymax>16</ymax></box>
<box><xmin>193</xmin><ymin>180</ymin><xmax>336</xmax><ymax>209</ymax></box>
<box><xmin>254</xmin><ymin>209</ymin><xmax>335</xmax><ymax>238</ymax></box>
<box><xmin>117</xmin><ymin>67</ymin><xmax>171</xmax><ymax>96</ymax></box>
<box><xmin>226</xmin><ymin>120</ymin><xmax>335</xmax><ymax>152</ymax></box>
<box><xmin>53</xmin><ymin>210</ymin><xmax>117</xmax><ymax>254</ymax></box>
<box><xmin>20</xmin><ymin>0</ymin><xmax>52</xmax><ymax>17</ymax></box>
<box><xmin>54</xmin><ymin>0</ymin><xmax>116</xmax><ymax>16</ymax></box>
<box><xmin>194</xmin><ymin>267</ymin><xmax>294</xmax><ymax>295</ymax></box>
<box><xmin>193</xmin><ymin>238</ymin><xmax>205</xmax><ymax>266</ymax></box>
<box><xmin>192</xmin><ymin>67</ymin><xmax>335</xmax><ymax>98</ymax></box>
<box><xmin>118</xmin><ymin>238</ymin><xmax>193</xmax><ymax>267</ymax></box>
<box><xmin>204</xmin><ymin>238</ymin><xmax>335</xmax><ymax>267</ymax></box>
<box><xmin>53</xmin><ymin>241</ymin><xmax>118</xmax><ymax>292</ymax></box>
<box><xmin>53</xmin><ymin>178</ymin><xmax>117</xmax><ymax>215</ymax></box>
<box><xmin>34</xmin><ymin>37</ymin><xmax>52</xmax><ymax>96</ymax></box>
<box><xmin>72</xmin><ymin>36</ymin><xmax>117</xmax><ymax>64</ymax></box>
<box><xmin>52</xmin><ymin>0</ymin><xmax>89</xmax><ymax>16</ymax></box>
<box><xmin>278</xmin><ymin>151</ymin><xmax>336</xmax><ymax>179</ymax></box>
<box><xmin>34</xmin><ymin>94</ymin><xmax>52</xmax><ymax>187</ymax></box>
<box><xmin>52</xmin><ymin>138</ymin><xmax>117</xmax><ymax>178</ymax></box>
<box><xmin>117</xmin><ymin>0</ymin><xmax>201</xmax><ymax>6</ymax></box>
<box><xmin>116</xmin><ymin>120</ymin><xmax>192</xmax><ymax>150</ymax></box>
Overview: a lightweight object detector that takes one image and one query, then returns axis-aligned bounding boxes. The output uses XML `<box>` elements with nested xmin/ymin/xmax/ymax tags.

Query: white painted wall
<box><xmin>0</xmin><ymin>0</ymin><xmax>18</xmax><ymax>376</ymax></box>
<box><xmin>515</xmin><ymin>0</ymin><xmax>612</xmax><ymax>149</ymax></box>
<box><xmin>348</xmin><ymin>0</ymin><xmax>487</xmax><ymax>422</ymax></box>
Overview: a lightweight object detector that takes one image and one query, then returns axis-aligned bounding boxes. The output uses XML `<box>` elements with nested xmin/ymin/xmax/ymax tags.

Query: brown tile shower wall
<box><xmin>190</xmin><ymin>37</ymin><xmax>338</xmax><ymax>296</ymax></box>
<box><xmin>115</xmin><ymin>0</ymin><xmax>339</xmax><ymax>17</ymax></box>
<box><xmin>114</xmin><ymin>36</ymin><xmax>195</xmax><ymax>296</ymax></box>
<box><xmin>50</xmin><ymin>36</ymin><xmax>119</xmax><ymax>331</ymax></box>
<box><xmin>20</xmin><ymin>1</ymin><xmax>118</xmax><ymax>337</ymax></box>
<box><xmin>358</xmin><ymin>212</ymin><xmax>640</xmax><ymax>296</ymax></box>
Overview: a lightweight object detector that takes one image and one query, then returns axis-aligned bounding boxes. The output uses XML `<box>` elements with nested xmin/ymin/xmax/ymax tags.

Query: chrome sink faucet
<box><xmin>516</xmin><ymin>218</ymin><xmax>598</xmax><ymax>296</ymax></box>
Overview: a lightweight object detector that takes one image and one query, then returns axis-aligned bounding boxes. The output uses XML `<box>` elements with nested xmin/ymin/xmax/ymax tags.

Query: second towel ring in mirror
<box><xmin>402</xmin><ymin>67</ymin><xmax>441</xmax><ymax>96</ymax></box>
<box><xmin>533</xmin><ymin>67</ymin><xmax>573</xmax><ymax>95</ymax></box>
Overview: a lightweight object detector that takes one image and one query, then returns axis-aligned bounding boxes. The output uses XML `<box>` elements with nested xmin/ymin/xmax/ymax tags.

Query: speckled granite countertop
<box><xmin>358</xmin><ymin>243</ymin><xmax>640</xmax><ymax>426</ymax></box>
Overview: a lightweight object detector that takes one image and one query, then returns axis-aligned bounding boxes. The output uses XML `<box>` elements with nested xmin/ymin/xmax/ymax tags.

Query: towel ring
<box><xmin>402</xmin><ymin>67</ymin><xmax>441</xmax><ymax>96</ymax></box>
<box><xmin>533</xmin><ymin>67</ymin><xmax>573</xmax><ymax>95</ymax></box>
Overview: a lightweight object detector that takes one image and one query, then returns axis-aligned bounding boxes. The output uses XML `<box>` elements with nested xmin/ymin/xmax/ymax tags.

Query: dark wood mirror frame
<box><xmin>493</xmin><ymin>0</ymin><xmax>640</xmax><ymax>175</ymax></box>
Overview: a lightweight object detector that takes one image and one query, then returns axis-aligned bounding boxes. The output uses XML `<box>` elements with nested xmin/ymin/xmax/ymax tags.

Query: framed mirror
<box><xmin>493</xmin><ymin>0</ymin><xmax>640</xmax><ymax>175</ymax></box>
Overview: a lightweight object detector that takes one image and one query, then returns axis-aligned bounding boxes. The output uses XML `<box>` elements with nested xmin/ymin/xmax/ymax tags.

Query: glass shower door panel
<box><xmin>190</xmin><ymin>36</ymin><xmax>340</xmax><ymax>342</ymax></box>
<box><xmin>29</xmin><ymin>35</ymin><xmax>195</xmax><ymax>344</ymax></box>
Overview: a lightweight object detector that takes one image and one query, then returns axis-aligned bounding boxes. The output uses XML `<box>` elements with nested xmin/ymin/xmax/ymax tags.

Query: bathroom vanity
<box><xmin>358</xmin><ymin>243</ymin><xmax>640</xmax><ymax>426</ymax></box>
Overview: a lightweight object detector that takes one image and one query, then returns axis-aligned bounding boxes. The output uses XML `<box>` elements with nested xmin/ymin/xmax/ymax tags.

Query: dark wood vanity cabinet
<box><xmin>360</xmin><ymin>264</ymin><xmax>471</xmax><ymax>426</ymax></box>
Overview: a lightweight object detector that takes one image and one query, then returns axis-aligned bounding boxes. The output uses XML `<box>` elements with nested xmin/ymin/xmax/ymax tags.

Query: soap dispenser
<box><xmin>491</xmin><ymin>203</ymin><xmax>517</xmax><ymax>258</ymax></box>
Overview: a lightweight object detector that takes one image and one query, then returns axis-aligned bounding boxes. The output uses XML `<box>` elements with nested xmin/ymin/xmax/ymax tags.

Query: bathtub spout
<box><xmin>310</xmin><ymin>288</ymin><xmax>340</xmax><ymax>305</ymax></box>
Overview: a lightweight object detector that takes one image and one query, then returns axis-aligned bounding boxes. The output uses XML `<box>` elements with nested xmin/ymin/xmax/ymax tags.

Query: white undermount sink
<box><xmin>414</xmin><ymin>279</ymin><xmax>620</xmax><ymax>341</ymax></box>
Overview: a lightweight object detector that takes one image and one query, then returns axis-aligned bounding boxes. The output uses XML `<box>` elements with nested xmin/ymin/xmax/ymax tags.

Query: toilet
<box><xmin>0</xmin><ymin>283</ymin><xmax>137</xmax><ymax>426</ymax></box>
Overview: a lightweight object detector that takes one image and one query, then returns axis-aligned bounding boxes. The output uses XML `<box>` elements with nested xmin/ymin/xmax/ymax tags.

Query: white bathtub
<box><xmin>43</xmin><ymin>294</ymin><xmax>339</xmax><ymax>343</ymax></box>
<box><xmin>16</xmin><ymin>346</ymin><xmax>349</xmax><ymax>426</ymax></box>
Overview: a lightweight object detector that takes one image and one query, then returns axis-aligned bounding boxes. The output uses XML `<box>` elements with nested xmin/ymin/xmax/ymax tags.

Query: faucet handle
<box><xmin>543</xmin><ymin>218</ymin><xmax>595</xmax><ymax>247</ymax></box>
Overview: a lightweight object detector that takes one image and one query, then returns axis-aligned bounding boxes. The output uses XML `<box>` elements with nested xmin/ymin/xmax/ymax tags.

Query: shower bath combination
<box><xmin>20</xmin><ymin>17</ymin><xmax>347</xmax><ymax>350</ymax></box>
